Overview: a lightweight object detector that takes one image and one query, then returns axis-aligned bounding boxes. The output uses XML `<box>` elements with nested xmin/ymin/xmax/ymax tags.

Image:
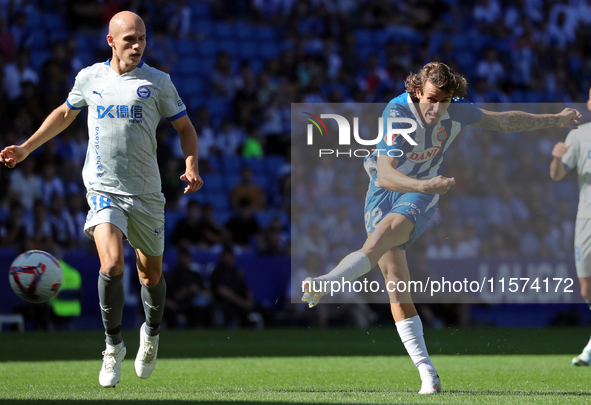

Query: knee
<box><xmin>380</xmin><ymin>263</ymin><xmax>400</xmax><ymax>283</ymax></box>
<box><xmin>100</xmin><ymin>257</ymin><xmax>124</xmax><ymax>277</ymax></box>
<box><xmin>140</xmin><ymin>269</ymin><xmax>162</xmax><ymax>287</ymax></box>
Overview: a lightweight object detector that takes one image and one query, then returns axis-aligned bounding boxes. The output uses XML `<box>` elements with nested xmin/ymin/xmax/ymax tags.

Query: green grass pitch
<box><xmin>1</xmin><ymin>327</ymin><xmax>591</xmax><ymax>404</ymax></box>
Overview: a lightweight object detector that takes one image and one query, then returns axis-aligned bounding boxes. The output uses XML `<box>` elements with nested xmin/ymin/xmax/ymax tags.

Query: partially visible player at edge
<box><xmin>302</xmin><ymin>62</ymin><xmax>581</xmax><ymax>394</ymax></box>
<box><xmin>0</xmin><ymin>11</ymin><xmax>203</xmax><ymax>388</ymax></box>
<box><xmin>550</xmin><ymin>86</ymin><xmax>591</xmax><ymax>367</ymax></box>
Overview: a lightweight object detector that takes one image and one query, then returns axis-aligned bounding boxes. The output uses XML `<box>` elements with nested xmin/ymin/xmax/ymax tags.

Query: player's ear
<box><xmin>106</xmin><ymin>34</ymin><xmax>114</xmax><ymax>48</ymax></box>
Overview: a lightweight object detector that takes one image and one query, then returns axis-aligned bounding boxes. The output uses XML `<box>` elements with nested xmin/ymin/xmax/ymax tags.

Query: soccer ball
<box><xmin>9</xmin><ymin>250</ymin><xmax>63</xmax><ymax>303</ymax></box>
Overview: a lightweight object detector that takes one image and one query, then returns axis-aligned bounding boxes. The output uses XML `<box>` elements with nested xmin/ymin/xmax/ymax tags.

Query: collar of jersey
<box><xmin>104</xmin><ymin>58</ymin><xmax>144</xmax><ymax>74</ymax></box>
<box><xmin>406</xmin><ymin>93</ymin><xmax>450</xmax><ymax>128</ymax></box>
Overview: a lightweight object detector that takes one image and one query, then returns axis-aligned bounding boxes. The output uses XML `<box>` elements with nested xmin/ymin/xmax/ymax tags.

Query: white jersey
<box><xmin>562</xmin><ymin>122</ymin><xmax>591</xmax><ymax>219</ymax></box>
<box><xmin>67</xmin><ymin>60</ymin><xmax>186</xmax><ymax>195</ymax></box>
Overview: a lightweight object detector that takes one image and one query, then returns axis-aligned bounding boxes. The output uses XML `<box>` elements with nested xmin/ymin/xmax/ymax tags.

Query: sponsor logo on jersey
<box><xmin>137</xmin><ymin>86</ymin><xmax>151</xmax><ymax>99</ymax></box>
<box><xmin>436</xmin><ymin>126</ymin><xmax>448</xmax><ymax>142</ymax></box>
<box><xmin>93</xmin><ymin>89</ymin><xmax>104</xmax><ymax>98</ymax></box>
<box><xmin>97</xmin><ymin>105</ymin><xmax>143</xmax><ymax>123</ymax></box>
<box><xmin>406</xmin><ymin>146</ymin><xmax>442</xmax><ymax>164</ymax></box>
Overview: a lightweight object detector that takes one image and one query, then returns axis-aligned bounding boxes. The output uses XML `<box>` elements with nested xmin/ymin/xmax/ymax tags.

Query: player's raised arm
<box><xmin>376</xmin><ymin>154</ymin><xmax>455</xmax><ymax>195</ymax></box>
<box><xmin>171</xmin><ymin>114</ymin><xmax>204</xmax><ymax>194</ymax></box>
<box><xmin>0</xmin><ymin>102</ymin><xmax>81</xmax><ymax>168</ymax></box>
<box><xmin>472</xmin><ymin>108</ymin><xmax>582</xmax><ymax>132</ymax></box>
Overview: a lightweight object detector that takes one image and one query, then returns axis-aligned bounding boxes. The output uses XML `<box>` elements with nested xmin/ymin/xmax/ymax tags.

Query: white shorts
<box><xmin>84</xmin><ymin>191</ymin><xmax>166</xmax><ymax>256</ymax></box>
<box><xmin>574</xmin><ymin>218</ymin><xmax>591</xmax><ymax>279</ymax></box>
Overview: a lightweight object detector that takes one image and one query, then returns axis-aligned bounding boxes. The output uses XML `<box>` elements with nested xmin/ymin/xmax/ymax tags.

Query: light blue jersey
<box><xmin>364</xmin><ymin>92</ymin><xmax>482</xmax><ymax>248</ymax></box>
<box><xmin>67</xmin><ymin>60</ymin><xmax>187</xmax><ymax>196</ymax></box>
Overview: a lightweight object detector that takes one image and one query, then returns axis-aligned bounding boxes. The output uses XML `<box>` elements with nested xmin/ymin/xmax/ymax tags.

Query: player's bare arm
<box><xmin>0</xmin><ymin>102</ymin><xmax>81</xmax><ymax>168</ymax></box>
<box><xmin>472</xmin><ymin>108</ymin><xmax>582</xmax><ymax>132</ymax></box>
<box><xmin>550</xmin><ymin>141</ymin><xmax>569</xmax><ymax>181</ymax></box>
<box><xmin>171</xmin><ymin>114</ymin><xmax>204</xmax><ymax>194</ymax></box>
<box><xmin>377</xmin><ymin>154</ymin><xmax>455</xmax><ymax>194</ymax></box>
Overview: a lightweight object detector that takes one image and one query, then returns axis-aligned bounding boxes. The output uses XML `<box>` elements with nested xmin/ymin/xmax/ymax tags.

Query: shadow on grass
<box><xmin>1</xmin><ymin>327</ymin><xmax>590</xmax><ymax>362</ymax></box>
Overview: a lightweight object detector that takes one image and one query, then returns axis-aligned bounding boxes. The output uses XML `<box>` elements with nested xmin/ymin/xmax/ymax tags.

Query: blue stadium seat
<box><xmin>208</xmin><ymin>156</ymin><xmax>222</xmax><ymax>172</ymax></box>
<box><xmin>255</xmin><ymin>211</ymin><xmax>276</xmax><ymax>227</ymax></box>
<box><xmin>225</xmin><ymin>174</ymin><xmax>242</xmax><ymax>190</ymax></box>
<box><xmin>195</xmin><ymin>57</ymin><xmax>216</xmax><ymax>76</ymax></box>
<box><xmin>26</xmin><ymin>12</ymin><xmax>42</xmax><ymax>30</ymax></box>
<box><xmin>208</xmin><ymin>97</ymin><xmax>231</xmax><ymax>120</ymax></box>
<box><xmin>194</xmin><ymin>19</ymin><xmax>213</xmax><ymax>37</ymax></box>
<box><xmin>165</xmin><ymin>210</ymin><xmax>185</xmax><ymax>239</ymax></box>
<box><xmin>238</xmin><ymin>41</ymin><xmax>258</xmax><ymax>59</ymax></box>
<box><xmin>356</xmin><ymin>30</ymin><xmax>373</xmax><ymax>46</ymax></box>
<box><xmin>49</xmin><ymin>29</ymin><xmax>68</xmax><ymax>43</ymax></box>
<box><xmin>222</xmin><ymin>156</ymin><xmax>243</xmax><ymax>173</ymax></box>
<box><xmin>190</xmin><ymin>2</ymin><xmax>212</xmax><ymax>18</ymax></box>
<box><xmin>250</xmin><ymin>59</ymin><xmax>264</xmax><ymax>73</ymax></box>
<box><xmin>177</xmin><ymin>39</ymin><xmax>196</xmax><ymax>56</ymax></box>
<box><xmin>29</xmin><ymin>31</ymin><xmax>47</xmax><ymax>50</ymax></box>
<box><xmin>43</xmin><ymin>13</ymin><xmax>63</xmax><ymax>30</ymax></box>
<box><xmin>196</xmin><ymin>40</ymin><xmax>217</xmax><ymax>57</ymax></box>
<box><xmin>256</xmin><ymin>26</ymin><xmax>277</xmax><ymax>41</ymax></box>
<box><xmin>179</xmin><ymin>57</ymin><xmax>200</xmax><ymax>75</ymax></box>
<box><xmin>214</xmin><ymin>23</ymin><xmax>235</xmax><ymax>39</ymax></box>
<box><xmin>183</xmin><ymin>78</ymin><xmax>204</xmax><ymax>95</ymax></box>
<box><xmin>201</xmin><ymin>174</ymin><xmax>225</xmax><ymax>192</ymax></box>
<box><xmin>218</xmin><ymin>41</ymin><xmax>238</xmax><ymax>55</ymax></box>
<box><xmin>215</xmin><ymin>210</ymin><xmax>232</xmax><ymax>226</ymax></box>
<box><xmin>210</xmin><ymin>193</ymin><xmax>230</xmax><ymax>211</ymax></box>
<box><xmin>236</xmin><ymin>22</ymin><xmax>256</xmax><ymax>40</ymax></box>
<box><xmin>253</xmin><ymin>175</ymin><xmax>268</xmax><ymax>189</ymax></box>
<box><xmin>244</xmin><ymin>158</ymin><xmax>264</xmax><ymax>174</ymax></box>
<box><xmin>264</xmin><ymin>156</ymin><xmax>286</xmax><ymax>172</ymax></box>
<box><xmin>186</xmin><ymin>96</ymin><xmax>206</xmax><ymax>111</ymax></box>
<box><xmin>29</xmin><ymin>51</ymin><xmax>51</xmax><ymax>71</ymax></box>
<box><xmin>260</xmin><ymin>42</ymin><xmax>281</xmax><ymax>59</ymax></box>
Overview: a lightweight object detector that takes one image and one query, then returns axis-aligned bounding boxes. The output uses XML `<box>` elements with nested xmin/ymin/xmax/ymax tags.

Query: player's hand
<box><xmin>552</xmin><ymin>142</ymin><xmax>569</xmax><ymax>158</ymax></box>
<box><xmin>422</xmin><ymin>175</ymin><xmax>456</xmax><ymax>195</ymax></box>
<box><xmin>0</xmin><ymin>145</ymin><xmax>29</xmax><ymax>168</ymax></box>
<box><xmin>555</xmin><ymin>108</ymin><xmax>582</xmax><ymax>129</ymax></box>
<box><xmin>180</xmin><ymin>170</ymin><xmax>204</xmax><ymax>194</ymax></box>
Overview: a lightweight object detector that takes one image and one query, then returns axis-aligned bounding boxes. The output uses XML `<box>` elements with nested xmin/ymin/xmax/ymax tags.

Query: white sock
<box><xmin>396</xmin><ymin>315</ymin><xmax>437</xmax><ymax>381</ymax></box>
<box><xmin>316</xmin><ymin>252</ymin><xmax>371</xmax><ymax>283</ymax></box>
<box><xmin>108</xmin><ymin>341</ymin><xmax>124</xmax><ymax>351</ymax></box>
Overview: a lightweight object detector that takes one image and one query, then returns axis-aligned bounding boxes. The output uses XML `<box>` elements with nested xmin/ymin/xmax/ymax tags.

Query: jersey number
<box><xmin>365</xmin><ymin>207</ymin><xmax>383</xmax><ymax>232</ymax></box>
<box><xmin>90</xmin><ymin>196</ymin><xmax>111</xmax><ymax>210</ymax></box>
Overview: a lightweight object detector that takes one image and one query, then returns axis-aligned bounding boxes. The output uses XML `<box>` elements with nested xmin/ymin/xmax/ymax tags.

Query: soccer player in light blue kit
<box><xmin>302</xmin><ymin>62</ymin><xmax>581</xmax><ymax>394</ymax></box>
<box><xmin>0</xmin><ymin>11</ymin><xmax>203</xmax><ymax>387</ymax></box>
<box><xmin>550</xmin><ymin>88</ymin><xmax>591</xmax><ymax>366</ymax></box>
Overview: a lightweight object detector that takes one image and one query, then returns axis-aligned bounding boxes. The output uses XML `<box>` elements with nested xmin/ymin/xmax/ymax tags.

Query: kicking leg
<box><xmin>302</xmin><ymin>213</ymin><xmax>413</xmax><ymax>307</ymax></box>
<box><xmin>94</xmin><ymin>223</ymin><xmax>127</xmax><ymax>388</ymax></box>
<box><xmin>135</xmin><ymin>249</ymin><xmax>165</xmax><ymax>378</ymax></box>
<box><xmin>379</xmin><ymin>247</ymin><xmax>441</xmax><ymax>394</ymax></box>
<box><xmin>573</xmin><ymin>276</ymin><xmax>591</xmax><ymax>366</ymax></box>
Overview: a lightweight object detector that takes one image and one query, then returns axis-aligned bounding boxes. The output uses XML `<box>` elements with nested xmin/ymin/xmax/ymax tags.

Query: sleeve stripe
<box><xmin>66</xmin><ymin>99</ymin><xmax>85</xmax><ymax>110</ymax></box>
<box><xmin>166</xmin><ymin>110</ymin><xmax>187</xmax><ymax>121</ymax></box>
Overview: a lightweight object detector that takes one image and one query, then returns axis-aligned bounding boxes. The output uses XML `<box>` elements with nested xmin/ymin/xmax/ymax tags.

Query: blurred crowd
<box><xmin>0</xmin><ymin>0</ymin><xmax>589</xmax><ymax>318</ymax></box>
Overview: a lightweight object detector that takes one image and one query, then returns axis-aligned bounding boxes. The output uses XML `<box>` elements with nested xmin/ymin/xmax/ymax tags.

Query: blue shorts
<box><xmin>364</xmin><ymin>179</ymin><xmax>439</xmax><ymax>250</ymax></box>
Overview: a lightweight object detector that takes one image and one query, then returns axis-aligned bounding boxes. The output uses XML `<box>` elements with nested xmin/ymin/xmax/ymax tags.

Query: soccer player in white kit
<box><xmin>550</xmin><ymin>90</ymin><xmax>591</xmax><ymax>366</ymax></box>
<box><xmin>0</xmin><ymin>12</ymin><xmax>203</xmax><ymax>387</ymax></box>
